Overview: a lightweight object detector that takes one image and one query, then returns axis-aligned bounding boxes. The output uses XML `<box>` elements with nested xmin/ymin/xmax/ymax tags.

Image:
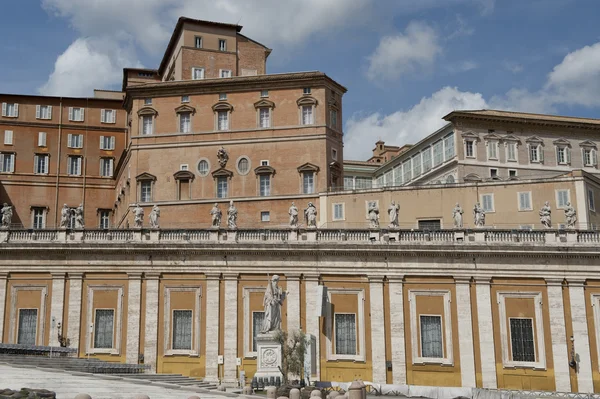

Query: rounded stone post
<box><xmin>328</xmin><ymin>391</ymin><xmax>340</xmax><ymax>399</ymax></box>
<box><xmin>74</xmin><ymin>395</ymin><xmax>92</xmax><ymax>399</ymax></box>
<box><xmin>290</xmin><ymin>388</ymin><xmax>300</xmax><ymax>399</ymax></box>
<box><xmin>133</xmin><ymin>395</ymin><xmax>150</xmax><ymax>399</ymax></box>
<box><xmin>266</xmin><ymin>386</ymin><xmax>277</xmax><ymax>399</ymax></box>
<box><xmin>188</xmin><ymin>396</ymin><xmax>201</xmax><ymax>399</ymax></box>
<box><xmin>348</xmin><ymin>381</ymin><xmax>363</xmax><ymax>399</ymax></box>
<box><xmin>311</xmin><ymin>390</ymin><xmax>322</xmax><ymax>398</ymax></box>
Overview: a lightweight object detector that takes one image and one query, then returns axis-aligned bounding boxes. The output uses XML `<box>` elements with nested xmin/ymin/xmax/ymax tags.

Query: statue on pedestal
<box><xmin>133</xmin><ymin>204</ymin><xmax>144</xmax><ymax>228</ymax></box>
<box><xmin>1</xmin><ymin>203</ymin><xmax>13</xmax><ymax>229</ymax></box>
<box><xmin>261</xmin><ymin>275</ymin><xmax>287</xmax><ymax>333</ymax></box>
<box><xmin>289</xmin><ymin>202</ymin><xmax>299</xmax><ymax>228</ymax></box>
<box><xmin>74</xmin><ymin>204</ymin><xmax>84</xmax><ymax>229</ymax></box>
<box><xmin>211</xmin><ymin>203</ymin><xmax>222</xmax><ymax>228</ymax></box>
<box><xmin>388</xmin><ymin>201</ymin><xmax>399</xmax><ymax>228</ymax></box>
<box><xmin>59</xmin><ymin>204</ymin><xmax>71</xmax><ymax>229</ymax></box>
<box><xmin>304</xmin><ymin>202</ymin><xmax>317</xmax><ymax>228</ymax></box>
<box><xmin>227</xmin><ymin>200</ymin><xmax>238</xmax><ymax>229</ymax></box>
<box><xmin>368</xmin><ymin>202</ymin><xmax>379</xmax><ymax>228</ymax></box>
<box><xmin>539</xmin><ymin>201</ymin><xmax>552</xmax><ymax>229</ymax></box>
<box><xmin>149</xmin><ymin>205</ymin><xmax>160</xmax><ymax>228</ymax></box>
<box><xmin>564</xmin><ymin>202</ymin><xmax>577</xmax><ymax>229</ymax></box>
<box><xmin>217</xmin><ymin>147</ymin><xmax>229</xmax><ymax>168</ymax></box>
<box><xmin>452</xmin><ymin>203</ymin><xmax>464</xmax><ymax>228</ymax></box>
<box><xmin>473</xmin><ymin>202</ymin><xmax>485</xmax><ymax>227</ymax></box>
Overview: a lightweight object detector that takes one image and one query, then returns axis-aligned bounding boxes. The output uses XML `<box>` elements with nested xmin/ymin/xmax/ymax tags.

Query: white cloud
<box><xmin>344</xmin><ymin>87</ymin><xmax>488</xmax><ymax>159</ymax></box>
<box><xmin>366</xmin><ymin>22</ymin><xmax>441</xmax><ymax>82</ymax></box>
<box><xmin>445</xmin><ymin>60</ymin><xmax>479</xmax><ymax>74</ymax></box>
<box><xmin>502</xmin><ymin>61</ymin><xmax>523</xmax><ymax>74</ymax></box>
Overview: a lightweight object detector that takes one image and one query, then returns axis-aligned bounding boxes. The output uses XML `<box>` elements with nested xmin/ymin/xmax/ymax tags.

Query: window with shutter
<box><xmin>0</xmin><ymin>153</ymin><xmax>15</xmax><ymax>173</ymax></box>
<box><xmin>588</xmin><ymin>189</ymin><xmax>596</xmax><ymax>211</ymax></box>
<box><xmin>481</xmin><ymin>194</ymin><xmax>494</xmax><ymax>212</ymax></box>
<box><xmin>556</xmin><ymin>190</ymin><xmax>570</xmax><ymax>208</ymax></box>
<box><xmin>518</xmin><ymin>192</ymin><xmax>532</xmax><ymax>211</ymax></box>
<box><xmin>333</xmin><ymin>203</ymin><xmax>344</xmax><ymax>220</ymax></box>
<box><xmin>4</xmin><ymin>130</ymin><xmax>13</xmax><ymax>145</ymax></box>
<box><xmin>38</xmin><ymin>132</ymin><xmax>46</xmax><ymax>147</ymax></box>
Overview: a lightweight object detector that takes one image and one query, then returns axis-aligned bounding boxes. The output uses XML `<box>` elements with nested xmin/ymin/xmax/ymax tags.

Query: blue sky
<box><xmin>1</xmin><ymin>0</ymin><xmax>600</xmax><ymax>159</ymax></box>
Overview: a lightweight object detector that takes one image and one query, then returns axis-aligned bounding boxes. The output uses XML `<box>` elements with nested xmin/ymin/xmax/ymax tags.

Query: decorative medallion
<box><xmin>261</xmin><ymin>348</ymin><xmax>277</xmax><ymax>367</ymax></box>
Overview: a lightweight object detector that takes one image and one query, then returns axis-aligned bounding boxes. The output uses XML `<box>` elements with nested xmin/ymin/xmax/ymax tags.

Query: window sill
<box><xmin>328</xmin><ymin>355</ymin><xmax>365</xmax><ymax>362</ymax></box>
<box><xmin>1</xmin><ymin>116</ymin><xmax>18</xmax><ymax>119</ymax></box>
<box><xmin>518</xmin><ymin>209</ymin><xmax>533</xmax><ymax>212</ymax></box>
<box><xmin>165</xmin><ymin>350</ymin><xmax>199</xmax><ymax>357</ymax></box>
<box><xmin>506</xmin><ymin>159</ymin><xmax>518</xmax><ymax>162</ymax></box>
<box><xmin>87</xmin><ymin>348</ymin><xmax>119</xmax><ymax>355</ymax></box>
<box><xmin>412</xmin><ymin>357</ymin><xmax>453</xmax><ymax>366</ymax></box>
<box><xmin>502</xmin><ymin>362</ymin><xmax>545</xmax><ymax>370</ymax></box>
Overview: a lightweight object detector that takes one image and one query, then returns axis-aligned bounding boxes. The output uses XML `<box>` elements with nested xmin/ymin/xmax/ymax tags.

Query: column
<box><xmin>546</xmin><ymin>279</ymin><xmax>571</xmax><ymax>392</ymax></box>
<box><xmin>49</xmin><ymin>273</ymin><xmax>66</xmax><ymax>346</ymax></box>
<box><xmin>475</xmin><ymin>279</ymin><xmax>497</xmax><ymax>389</ymax></box>
<box><xmin>126</xmin><ymin>273</ymin><xmax>142</xmax><ymax>364</ymax></box>
<box><xmin>369</xmin><ymin>277</ymin><xmax>387</xmax><ymax>383</ymax></box>
<box><xmin>67</xmin><ymin>273</ymin><xmax>83</xmax><ymax>352</ymax></box>
<box><xmin>455</xmin><ymin>278</ymin><xmax>476</xmax><ymax>388</ymax></box>
<box><xmin>223</xmin><ymin>274</ymin><xmax>238</xmax><ymax>385</ymax></box>
<box><xmin>569</xmin><ymin>280</ymin><xmax>594</xmax><ymax>393</ymax></box>
<box><xmin>204</xmin><ymin>274</ymin><xmax>220</xmax><ymax>383</ymax></box>
<box><xmin>389</xmin><ymin>277</ymin><xmax>406</xmax><ymax>385</ymax></box>
<box><xmin>305</xmin><ymin>275</ymin><xmax>321</xmax><ymax>380</ymax></box>
<box><xmin>286</xmin><ymin>275</ymin><xmax>300</xmax><ymax>333</ymax></box>
<box><xmin>0</xmin><ymin>273</ymin><xmax>8</xmax><ymax>342</ymax></box>
<box><xmin>143</xmin><ymin>273</ymin><xmax>160</xmax><ymax>372</ymax></box>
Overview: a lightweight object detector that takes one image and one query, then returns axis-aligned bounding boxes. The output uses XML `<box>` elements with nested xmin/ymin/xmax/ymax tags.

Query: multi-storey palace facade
<box><xmin>2</xmin><ymin>17</ymin><xmax>600</xmax><ymax>395</ymax></box>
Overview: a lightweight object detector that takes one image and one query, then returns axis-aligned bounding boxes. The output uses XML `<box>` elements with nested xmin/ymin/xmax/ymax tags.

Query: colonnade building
<box><xmin>1</xmin><ymin>16</ymin><xmax>600</xmax><ymax>395</ymax></box>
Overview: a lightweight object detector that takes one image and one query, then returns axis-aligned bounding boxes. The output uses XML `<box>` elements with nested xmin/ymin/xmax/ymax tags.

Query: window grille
<box><xmin>94</xmin><ymin>309</ymin><xmax>114</xmax><ymax>349</ymax></box>
<box><xmin>172</xmin><ymin>310</ymin><xmax>193</xmax><ymax>350</ymax></box>
<box><xmin>510</xmin><ymin>318</ymin><xmax>535</xmax><ymax>362</ymax></box>
<box><xmin>334</xmin><ymin>313</ymin><xmax>357</xmax><ymax>355</ymax></box>
<box><xmin>17</xmin><ymin>309</ymin><xmax>37</xmax><ymax>345</ymax></box>
<box><xmin>420</xmin><ymin>315</ymin><xmax>443</xmax><ymax>358</ymax></box>
<box><xmin>252</xmin><ymin>311</ymin><xmax>265</xmax><ymax>351</ymax></box>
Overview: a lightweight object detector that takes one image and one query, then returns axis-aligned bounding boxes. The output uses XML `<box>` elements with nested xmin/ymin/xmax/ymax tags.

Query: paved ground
<box><xmin>0</xmin><ymin>363</ymin><xmax>229</xmax><ymax>399</ymax></box>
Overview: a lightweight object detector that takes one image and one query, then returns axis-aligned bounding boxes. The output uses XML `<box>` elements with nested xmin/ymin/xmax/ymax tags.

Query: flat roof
<box><xmin>444</xmin><ymin>109</ymin><xmax>600</xmax><ymax>127</ymax></box>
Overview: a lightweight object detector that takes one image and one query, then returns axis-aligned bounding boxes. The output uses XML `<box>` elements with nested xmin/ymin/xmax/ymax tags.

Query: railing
<box><xmin>0</xmin><ymin>228</ymin><xmax>596</xmax><ymax>246</ymax></box>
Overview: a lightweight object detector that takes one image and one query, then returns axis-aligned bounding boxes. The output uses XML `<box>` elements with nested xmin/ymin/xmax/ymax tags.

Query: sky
<box><xmin>1</xmin><ymin>0</ymin><xmax>600</xmax><ymax>160</ymax></box>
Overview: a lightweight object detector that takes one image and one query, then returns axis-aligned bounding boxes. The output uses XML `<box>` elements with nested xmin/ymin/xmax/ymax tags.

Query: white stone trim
<box><xmin>243</xmin><ymin>286</ymin><xmax>265</xmax><ymax>358</ymax></box>
<box><xmin>286</xmin><ymin>277</ymin><xmax>300</xmax><ymax>335</ymax></box>
<box><xmin>369</xmin><ymin>279</ymin><xmax>386</xmax><ymax>383</ymax></box>
<box><xmin>389</xmin><ymin>279</ymin><xmax>406</xmax><ymax>384</ymax></box>
<box><xmin>86</xmin><ymin>285</ymin><xmax>123</xmax><ymax>355</ymax></box>
<box><xmin>496</xmin><ymin>291</ymin><xmax>546</xmax><ymax>369</ymax></box>
<box><xmin>204</xmin><ymin>276</ymin><xmax>220</xmax><ymax>383</ymax></box>
<box><xmin>569</xmin><ymin>283</ymin><xmax>594</xmax><ymax>393</ymax></box>
<box><xmin>408</xmin><ymin>289</ymin><xmax>453</xmax><ymax>365</ymax></box>
<box><xmin>9</xmin><ymin>285</ymin><xmax>47</xmax><ymax>345</ymax></box>
<box><xmin>163</xmin><ymin>286</ymin><xmax>202</xmax><ymax>356</ymax></box>
<box><xmin>476</xmin><ymin>281</ymin><xmax>497</xmax><ymax>388</ymax></box>
<box><xmin>143</xmin><ymin>277</ymin><xmax>159</xmax><ymax>371</ymax></box>
<box><xmin>67</xmin><ymin>275</ymin><xmax>83</xmax><ymax>352</ymax></box>
<box><xmin>126</xmin><ymin>276</ymin><xmax>142</xmax><ymax>364</ymax></box>
<box><xmin>223</xmin><ymin>277</ymin><xmax>238</xmax><ymax>384</ymax></box>
<box><xmin>547</xmin><ymin>283</ymin><xmax>571</xmax><ymax>392</ymax></box>
<box><xmin>0</xmin><ymin>275</ymin><xmax>7</xmax><ymax>342</ymax></box>
<box><xmin>49</xmin><ymin>275</ymin><xmax>65</xmax><ymax>346</ymax></box>
<box><xmin>455</xmin><ymin>280</ymin><xmax>476</xmax><ymax>387</ymax></box>
<box><xmin>591</xmin><ymin>294</ymin><xmax>600</xmax><ymax>373</ymax></box>
<box><xmin>326</xmin><ymin>288</ymin><xmax>366</xmax><ymax>362</ymax></box>
<box><xmin>305</xmin><ymin>278</ymin><xmax>321</xmax><ymax>380</ymax></box>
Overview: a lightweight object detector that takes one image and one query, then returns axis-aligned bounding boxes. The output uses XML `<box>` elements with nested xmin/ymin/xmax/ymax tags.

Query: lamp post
<box><xmin>50</xmin><ymin>317</ymin><xmax>56</xmax><ymax>358</ymax></box>
<box><xmin>569</xmin><ymin>335</ymin><xmax>577</xmax><ymax>370</ymax></box>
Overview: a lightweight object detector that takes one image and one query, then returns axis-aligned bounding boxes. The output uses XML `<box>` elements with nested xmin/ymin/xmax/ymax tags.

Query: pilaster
<box><xmin>475</xmin><ymin>278</ymin><xmax>497</xmax><ymax>388</ymax></box>
<box><xmin>126</xmin><ymin>273</ymin><xmax>142</xmax><ymax>364</ymax></box>
<box><xmin>568</xmin><ymin>279</ymin><xmax>594</xmax><ymax>393</ymax></box>
<box><xmin>286</xmin><ymin>274</ymin><xmax>301</xmax><ymax>333</ymax></box>
<box><xmin>0</xmin><ymin>273</ymin><xmax>8</xmax><ymax>342</ymax></box>
<box><xmin>369</xmin><ymin>277</ymin><xmax>387</xmax><ymax>383</ymax></box>
<box><xmin>49</xmin><ymin>273</ymin><xmax>66</xmax><ymax>346</ymax></box>
<box><xmin>455</xmin><ymin>277</ymin><xmax>476</xmax><ymax>388</ymax></box>
<box><xmin>143</xmin><ymin>273</ymin><xmax>160</xmax><ymax>372</ymax></box>
<box><xmin>304</xmin><ymin>274</ymin><xmax>321</xmax><ymax>381</ymax></box>
<box><xmin>546</xmin><ymin>279</ymin><xmax>571</xmax><ymax>392</ymax></box>
<box><xmin>66</xmin><ymin>273</ymin><xmax>83</xmax><ymax>352</ymax></box>
<box><xmin>204</xmin><ymin>273</ymin><xmax>221</xmax><ymax>383</ymax></box>
<box><xmin>223</xmin><ymin>273</ymin><xmax>238</xmax><ymax>386</ymax></box>
<box><xmin>388</xmin><ymin>277</ymin><xmax>406</xmax><ymax>385</ymax></box>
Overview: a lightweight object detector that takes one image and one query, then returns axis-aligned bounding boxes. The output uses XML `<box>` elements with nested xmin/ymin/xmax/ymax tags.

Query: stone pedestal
<box><xmin>254</xmin><ymin>331</ymin><xmax>283</xmax><ymax>381</ymax></box>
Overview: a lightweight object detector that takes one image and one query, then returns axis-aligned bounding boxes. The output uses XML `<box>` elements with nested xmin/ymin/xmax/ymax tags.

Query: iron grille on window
<box><xmin>94</xmin><ymin>309</ymin><xmax>114</xmax><ymax>349</ymax></box>
<box><xmin>334</xmin><ymin>313</ymin><xmax>357</xmax><ymax>355</ymax></box>
<box><xmin>172</xmin><ymin>310</ymin><xmax>193</xmax><ymax>350</ymax></box>
<box><xmin>420</xmin><ymin>315</ymin><xmax>443</xmax><ymax>358</ymax></box>
<box><xmin>252</xmin><ymin>311</ymin><xmax>265</xmax><ymax>352</ymax></box>
<box><xmin>17</xmin><ymin>309</ymin><xmax>37</xmax><ymax>346</ymax></box>
<box><xmin>510</xmin><ymin>318</ymin><xmax>535</xmax><ymax>362</ymax></box>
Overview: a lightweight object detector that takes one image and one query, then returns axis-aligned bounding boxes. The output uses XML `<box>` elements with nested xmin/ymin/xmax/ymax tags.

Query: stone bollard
<box><xmin>347</xmin><ymin>381</ymin><xmax>363</xmax><ymax>399</ymax></box>
<box><xmin>266</xmin><ymin>386</ymin><xmax>277</xmax><ymax>399</ymax></box>
<box><xmin>218</xmin><ymin>385</ymin><xmax>227</xmax><ymax>392</ymax></box>
<box><xmin>311</xmin><ymin>390</ymin><xmax>322</xmax><ymax>398</ymax></box>
<box><xmin>328</xmin><ymin>392</ymin><xmax>340</xmax><ymax>399</ymax></box>
<box><xmin>74</xmin><ymin>395</ymin><xmax>92</xmax><ymax>399</ymax></box>
<box><xmin>290</xmin><ymin>388</ymin><xmax>300</xmax><ymax>399</ymax></box>
<box><xmin>242</xmin><ymin>386</ymin><xmax>254</xmax><ymax>395</ymax></box>
<box><xmin>277</xmin><ymin>397</ymin><xmax>288</xmax><ymax>399</ymax></box>
<box><xmin>133</xmin><ymin>395</ymin><xmax>150</xmax><ymax>399</ymax></box>
<box><xmin>188</xmin><ymin>397</ymin><xmax>201</xmax><ymax>399</ymax></box>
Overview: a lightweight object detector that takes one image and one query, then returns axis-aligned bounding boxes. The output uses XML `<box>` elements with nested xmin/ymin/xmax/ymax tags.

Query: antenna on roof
<box><xmin>236</xmin><ymin>16</ymin><xmax>242</xmax><ymax>25</ymax></box>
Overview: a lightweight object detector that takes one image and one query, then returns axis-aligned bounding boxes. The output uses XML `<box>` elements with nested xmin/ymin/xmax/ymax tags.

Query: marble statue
<box><xmin>149</xmin><ymin>205</ymin><xmax>160</xmax><ymax>229</ymax></box>
<box><xmin>1</xmin><ymin>203</ymin><xmax>13</xmax><ymax>228</ymax></box>
<box><xmin>217</xmin><ymin>146</ymin><xmax>229</xmax><ymax>168</ymax></box>
<box><xmin>59</xmin><ymin>204</ymin><xmax>71</xmax><ymax>229</ymax></box>
<box><xmin>227</xmin><ymin>200</ymin><xmax>238</xmax><ymax>229</ymax></box>
<box><xmin>564</xmin><ymin>202</ymin><xmax>577</xmax><ymax>229</ymax></box>
<box><xmin>289</xmin><ymin>202</ymin><xmax>299</xmax><ymax>228</ymax></box>
<box><xmin>539</xmin><ymin>201</ymin><xmax>552</xmax><ymax>229</ymax></box>
<box><xmin>211</xmin><ymin>203</ymin><xmax>222</xmax><ymax>228</ymax></box>
<box><xmin>133</xmin><ymin>204</ymin><xmax>144</xmax><ymax>228</ymax></box>
<box><xmin>452</xmin><ymin>203</ymin><xmax>464</xmax><ymax>228</ymax></box>
<box><xmin>304</xmin><ymin>202</ymin><xmax>317</xmax><ymax>228</ymax></box>
<box><xmin>74</xmin><ymin>204</ymin><xmax>84</xmax><ymax>229</ymax></box>
<box><xmin>368</xmin><ymin>202</ymin><xmax>380</xmax><ymax>228</ymax></box>
<box><xmin>388</xmin><ymin>201</ymin><xmax>400</xmax><ymax>228</ymax></box>
<box><xmin>473</xmin><ymin>202</ymin><xmax>485</xmax><ymax>227</ymax></box>
<box><xmin>261</xmin><ymin>275</ymin><xmax>286</xmax><ymax>333</ymax></box>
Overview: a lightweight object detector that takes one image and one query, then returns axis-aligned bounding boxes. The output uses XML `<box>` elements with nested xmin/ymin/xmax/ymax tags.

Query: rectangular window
<box><xmin>333</xmin><ymin>203</ymin><xmax>344</xmax><ymax>221</ymax></box>
<box><xmin>172</xmin><ymin>310</ymin><xmax>193</xmax><ymax>350</ymax></box>
<box><xmin>330</xmin><ymin>109</ymin><xmax>338</xmax><ymax>129</ymax></box>
<box><xmin>219</xmin><ymin>93</ymin><xmax>227</xmax><ymax>101</ymax></box>
<box><xmin>556</xmin><ymin>146</ymin><xmax>570</xmax><ymax>165</ymax></box>
<box><xmin>217</xmin><ymin>176</ymin><xmax>228</xmax><ymax>198</ymax></box>
<box><xmin>38</xmin><ymin>132</ymin><xmax>47</xmax><ymax>147</ymax></box>
<box><xmin>261</xmin><ymin>211</ymin><xmax>270</xmax><ymax>222</ymax></box>
<box><xmin>99</xmin><ymin>210</ymin><xmax>110</xmax><ymax>229</ymax></box>
<box><xmin>34</xmin><ymin>154</ymin><xmax>49</xmax><ymax>174</ymax></box>
<box><xmin>510</xmin><ymin>318</ymin><xmax>535</xmax><ymax>362</ymax></box>
<box><xmin>433</xmin><ymin>140</ymin><xmax>444</xmax><ymax>167</ymax></box>
<box><xmin>509</xmin><ymin>169</ymin><xmax>517</xmax><ymax>178</ymax></box>
<box><xmin>355</xmin><ymin>177</ymin><xmax>371</xmax><ymax>189</ymax></box>
<box><xmin>1</xmin><ymin>102</ymin><xmax>19</xmax><ymax>118</ymax></box>
<box><xmin>334</xmin><ymin>313</ymin><xmax>357</xmax><ymax>355</ymax></box>
<box><xmin>100</xmin><ymin>158</ymin><xmax>113</xmax><ymax>177</ymax></box>
<box><xmin>36</xmin><ymin>105</ymin><xmax>52</xmax><ymax>120</ymax></box>
<box><xmin>344</xmin><ymin>176</ymin><xmax>354</xmax><ymax>190</ymax></box>
<box><xmin>412</xmin><ymin>154</ymin><xmax>422</xmax><ymax>177</ymax></box>
<box><xmin>518</xmin><ymin>192</ymin><xmax>532</xmax><ymax>211</ymax></box>
<box><xmin>17</xmin><ymin>309</ymin><xmax>37</xmax><ymax>345</ymax></box>
<box><xmin>99</xmin><ymin>136</ymin><xmax>115</xmax><ymax>150</ymax></box>
<box><xmin>443</xmin><ymin>133</ymin><xmax>455</xmax><ymax>160</ymax></box>
<box><xmin>490</xmin><ymin>168</ymin><xmax>498</xmax><ymax>178</ymax></box>
<box><xmin>179</xmin><ymin>112</ymin><xmax>191</xmax><ymax>133</ymax></box>
<box><xmin>100</xmin><ymin>109</ymin><xmax>116</xmax><ymax>124</ymax></box>
<box><xmin>142</xmin><ymin>115</ymin><xmax>153</xmax><ymax>135</ymax></box>
<box><xmin>332</xmin><ymin>149</ymin><xmax>338</xmax><ymax>161</ymax></box>
<box><xmin>3</xmin><ymin>130</ymin><xmax>13</xmax><ymax>145</ymax></box>
<box><xmin>303</xmin><ymin>172</ymin><xmax>314</xmax><ymax>194</ymax></box>
<box><xmin>181</xmin><ymin>95</ymin><xmax>190</xmax><ymax>103</ymax></box>
<box><xmin>252</xmin><ymin>311</ymin><xmax>265</xmax><ymax>351</ymax></box>
<box><xmin>140</xmin><ymin>181</ymin><xmax>152</xmax><ymax>202</ymax></box>
<box><xmin>259</xmin><ymin>108</ymin><xmax>270</xmax><ymax>128</ymax></box>
<box><xmin>482</xmin><ymin>193</ymin><xmax>494</xmax><ymax>212</ymax></box>
<box><xmin>144</xmin><ymin>98</ymin><xmax>152</xmax><ymax>105</ymax></box>
<box><xmin>259</xmin><ymin>175</ymin><xmax>271</xmax><ymax>196</ymax></box>
<box><xmin>32</xmin><ymin>208</ymin><xmax>45</xmax><ymax>229</ymax></box>
<box><xmin>67</xmin><ymin>156</ymin><xmax>82</xmax><ymax>176</ymax></box>
<box><xmin>0</xmin><ymin>153</ymin><xmax>14</xmax><ymax>173</ymax></box>
<box><xmin>465</xmin><ymin>141</ymin><xmax>474</xmax><ymax>158</ymax></box>
<box><xmin>194</xmin><ymin>36</ymin><xmax>202</xmax><ymax>48</ymax></box>
<box><xmin>94</xmin><ymin>309</ymin><xmax>114</xmax><ymax>349</ymax></box>
<box><xmin>422</xmin><ymin>147</ymin><xmax>432</xmax><ymax>172</ymax></box>
<box><xmin>420</xmin><ymin>315</ymin><xmax>443</xmax><ymax>358</ymax></box>
<box><xmin>488</xmin><ymin>141</ymin><xmax>498</xmax><ymax>160</ymax></box>
<box><xmin>303</xmin><ymin>87</ymin><xmax>311</xmax><ymax>95</ymax></box>
<box><xmin>68</xmin><ymin>107</ymin><xmax>84</xmax><ymax>122</ymax></box>
<box><xmin>302</xmin><ymin>106</ymin><xmax>314</xmax><ymax>125</ymax></box>
<box><xmin>583</xmin><ymin>148</ymin><xmax>598</xmax><ymax>167</ymax></box>
<box><xmin>529</xmin><ymin>144</ymin><xmax>542</xmax><ymax>163</ymax></box>
<box><xmin>261</xmin><ymin>160</ymin><xmax>269</xmax><ymax>166</ymax></box>
<box><xmin>192</xmin><ymin>67</ymin><xmax>205</xmax><ymax>80</ymax></box>
<box><xmin>507</xmin><ymin>142</ymin><xmax>517</xmax><ymax>161</ymax></box>
<box><xmin>588</xmin><ymin>189</ymin><xmax>595</xmax><ymax>212</ymax></box>
<box><xmin>402</xmin><ymin>161</ymin><xmax>411</xmax><ymax>183</ymax></box>
<box><xmin>556</xmin><ymin>189</ymin><xmax>570</xmax><ymax>208</ymax></box>
<box><xmin>67</xmin><ymin>134</ymin><xmax>83</xmax><ymax>148</ymax></box>
<box><xmin>261</xmin><ymin>90</ymin><xmax>269</xmax><ymax>98</ymax></box>
<box><xmin>418</xmin><ymin>219</ymin><xmax>441</xmax><ymax>230</ymax></box>
<box><xmin>220</xmin><ymin>69</ymin><xmax>232</xmax><ymax>78</ymax></box>
<box><xmin>219</xmin><ymin>39</ymin><xmax>227</xmax><ymax>51</ymax></box>
<box><xmin>217</xmin><ymin>111</ymin><xmax>229</xmax><ymax>131</ymax></box>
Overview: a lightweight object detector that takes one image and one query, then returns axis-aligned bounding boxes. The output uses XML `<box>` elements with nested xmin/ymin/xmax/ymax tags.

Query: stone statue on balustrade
<box><xmin>1</xmin><ymin>203</ymin><xmax>13</xmax><ymax>229</ymax></box>
<box><xmin>368</xmin><ymin>202</ymin><xmax>380</xmax><ymax>229</ymax></box>
<box><xmin>304</xmin><ymin>202</ymin><xmax>317</xmax><ymax>228</ymax></box>
<box><xmin>473</xmin><ymin>202</ymin><xmax>485</xmax><ymax>227</ymax></box>
<box><xmin>452</xmin><ymin>203</ymin><xmax>464</xmax><ymax>228</ymax></box>
<box><xmin>211</xmin><ymin>203</ymin><xmax>222</xmax><ymax>228</ymax></box>
<box><xmin>133</xmin><ymin>204</ymin><xmax>144</xmax><ymax>228</ymax></box>
<box><xmin>149</xmin><ymin>205</ymin><xmax>160</xmax><ymax>229</ymax></box>
<box><xmin>564</xmin><ymin>202</ymin><xmax>577</xmax><ymax>229</ymax></box>
<box><xmin>74</xmin><ymin>204</ymin><xmax>84</xmax><ymax>229</ymax></box>
<box><xmin>539</xmin><ymin>201</ymin><xmax>552</xmax><ymax>229</ymax></box>
<box><xmin>227</xmin><ymin>200</ymin><xmax>238</xmax><ymax>229</ymax></box>
<box><xmin>261</xmin><ymin>275</ymin><xmax>287</xmax><ymax>333</ymax></box>
<box><xmin>59</xmin><ymin>204</ymin><xmax>72</xmax><ymax>229</ymax></box>
<box><xmin>289</xmin><ymin>202</ymin><xmax>299</xmax><ymax>228</ymax></box>
<box><xmin>388</xmin><ymin>201</ymin><xmax>399</xmax><ymax>228</ymax></box>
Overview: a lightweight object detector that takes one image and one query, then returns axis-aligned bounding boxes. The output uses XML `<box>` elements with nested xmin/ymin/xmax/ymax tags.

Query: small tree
<box><xmin>275</xmin><ymin>329</ymin><xmax>306</xmax><ymax>384</ymax></box>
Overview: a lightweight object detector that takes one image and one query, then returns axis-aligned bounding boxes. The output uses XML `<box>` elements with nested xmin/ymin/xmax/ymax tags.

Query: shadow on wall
<box><xmin>0</xmin><ymin>182</ymin><xmax>23</xmax><ymax>228</ymax></box>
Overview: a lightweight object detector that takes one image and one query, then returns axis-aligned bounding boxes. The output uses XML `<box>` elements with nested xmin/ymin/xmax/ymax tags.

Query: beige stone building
<box><xmin>2</xmin><ymin>16</ymin><xmax>600</xmax><ymax>396</ymax></box>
